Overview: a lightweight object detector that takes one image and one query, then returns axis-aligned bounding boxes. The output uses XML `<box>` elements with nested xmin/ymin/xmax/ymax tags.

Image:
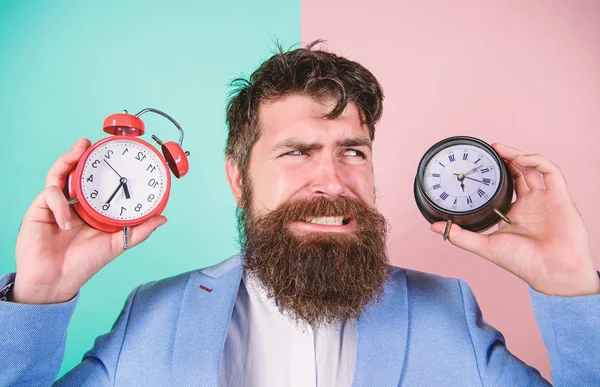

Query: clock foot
<box><xmin>443</xmin><ymin>219</ymin><xmax>452</xmax><ymax>241</ymax></box>
<box><xmin>493</xmin><ymin>208</ymin><xmax>512</xmax><ymax>225</ymax></box>
<box><xmin>123</xmin><ymin>226</ymin><xmax>130</xmax><ymax>250</ymax></box>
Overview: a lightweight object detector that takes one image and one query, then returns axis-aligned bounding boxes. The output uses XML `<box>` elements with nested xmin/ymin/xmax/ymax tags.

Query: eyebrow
<box><xmin>270</xmin><ymin>137</ymin><xmax>372</xmax><ymax>152</ymax></box>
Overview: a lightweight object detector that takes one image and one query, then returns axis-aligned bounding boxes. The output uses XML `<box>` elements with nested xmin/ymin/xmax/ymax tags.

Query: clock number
<box><xmin>448</xmin><ymin>154</ymin><xmax>455</xmax><ymax>162</ymax></box>
<box><xmin>92</xmin><ymin>160</ymin><xmax>100</xmax><ymax>168</ymax></box>
<box><xmin>136</xmin><ymin>152</ymin><xmax>146</xmax><ymax>162</ymax></box>
<box><xmin>147</xmin><ymin>194</ymin><xmax>155</xmax><ymax>202</ymax></box>
<box><xmin>477</xmin><ymin>188</ymin><xmax>486</xmax><ymax>197</ymax></box>
<box><xmin>432</xmin><ymin>184</ymin><xmax>441</xmax><ymax>190</ymax></box>
<box><xmin>432</xmin><ymin>173</ymin><xmax>440</xmax><ymax>178</ymax></box>
<box><xmin>148</xmin><ymin>178</ymin><xmax>159</xmax><ymax>188</ymax></box>
<box><xmin>462</xmin><ymin>153</ymin><xmax>468</xmax><ymax>160</ymax></box>
<box><xmin>90</xmin><ymin>190</ymin><xmax>98</xmax><ymax>199</ymax></box>
<box><xmin>105</xmin><ymin>150</ymin><xmax>113</xmax><ymax>159</ymax></box>
<box><xmin>474</xmin><ymin>158</ymin><xmax>481</xmax><ymax>164</ymax></box>
<box><xmin>480</xmin><ymin>168</ymin><xmax>489</xmax><ymax>173</ymax></box>
<box><xmin>466</xmin><ymin>196</ymin><xmax>473</xmax><ymax>204</ymax></box>
<box><xmin>87</xmin><ymin>174</ymin><xmax>93</xmax><ymax>183</ymax></box>
<box><xmin>122</xmin><ymin>148</ymin><xmax>129</xmax><ymax>155</ymax></box>
<box><xmin>135</xmin><ymin>203</ymin><xmax>142</xmax><ymax>212</ymax></box>
<box><xmin>102</xmin><ymin>203</ymin><xmax>110</xmax><ymax>211</ymax></box>
<box><xmin>482</xmin><ymin>178</ymin><xmax>491</xmax><ymax>186</ymax></box>
<box><xmin>147</xmin><ymin>164</ymin><xmax>156</xmax><ymax>173</ymax></box>
<box><xmin>120</xmin><ymin>206</ymin><xmax>127</xmax><ymax>216</ymax></box>
<box><xmin>439</xmin><ymin>192</ymin><xmax>449</xmax><ymax>200</ymax></box>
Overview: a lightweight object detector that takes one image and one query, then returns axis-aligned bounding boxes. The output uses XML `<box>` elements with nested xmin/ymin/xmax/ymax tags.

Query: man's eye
<box><xmin>285</xmin><ymin>150</ymin><xmax>306</xmax><ymax>156</ymax></box>
<box><xmin>344</xmin><ymin>149</ymin><xmax>366</xmax><ymax>158</ymax></box>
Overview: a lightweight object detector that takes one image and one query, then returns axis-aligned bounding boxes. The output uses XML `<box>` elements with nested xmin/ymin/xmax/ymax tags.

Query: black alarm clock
<box><xmin>414</xmin><ymin>136</ymin><xmax>514</xmax><ymax>239</ymax></box>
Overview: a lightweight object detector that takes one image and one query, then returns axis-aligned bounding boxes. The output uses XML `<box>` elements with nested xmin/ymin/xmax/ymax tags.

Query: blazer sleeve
<box><xmin>528</xmin><ymin>278</ymin><xmax>600</xmax><ymax>386</ymax></box>
<box><xmin>0</xmin><ymin>272</ymin><xmax>141</xmax><ymax>387</ymax></box>
<box><xmin>0</xmin><ymin>273</ymin><xmax>77</xmax><ymax>386</ymax></box>
<box><xmin>458</xmin><ymin>277</ymin><xmax>600</xmax><ymax>387</ymax></box>
<box><xmin>52</xmin><ymin>285</ymin><xmax>142</xmax><ymax>386</ymax></box>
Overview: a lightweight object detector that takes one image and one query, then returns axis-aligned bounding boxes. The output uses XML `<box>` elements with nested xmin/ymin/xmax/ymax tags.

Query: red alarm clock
<box><xmin>66</xmin><ymin>108</ymin><xmax>189</xmax><ymax>248</ymax></box>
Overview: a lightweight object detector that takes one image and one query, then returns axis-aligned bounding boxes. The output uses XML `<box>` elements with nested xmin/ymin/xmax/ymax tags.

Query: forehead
<box><xmin>256</xmin><ymin>94</ymin><xmax>369</xmax><ymax>142</ymax></box>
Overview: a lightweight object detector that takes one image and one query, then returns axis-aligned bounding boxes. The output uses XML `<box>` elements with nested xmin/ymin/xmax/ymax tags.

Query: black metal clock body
<box><xmin>414</xmin><ymin>136</ymin><xmax>513</xmax><ymax>232</ymax></box>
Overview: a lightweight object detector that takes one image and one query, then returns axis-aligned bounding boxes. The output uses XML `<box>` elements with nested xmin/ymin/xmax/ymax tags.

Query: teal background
<box><xmin>0</xmin><ymin>0</ymin><xmax>299</xmax><ymax>378</ymax></box>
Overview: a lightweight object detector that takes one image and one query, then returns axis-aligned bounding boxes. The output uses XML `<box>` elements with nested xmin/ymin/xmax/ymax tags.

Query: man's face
<box><xmin>227</xmin><ymin>93</ymin><xmax>388</xmax><ymax>325</ymax></box>
<box><xmin>247</xmin><ymin>94</ymin><xmax>375</xmax><ymax>222</ymax></box>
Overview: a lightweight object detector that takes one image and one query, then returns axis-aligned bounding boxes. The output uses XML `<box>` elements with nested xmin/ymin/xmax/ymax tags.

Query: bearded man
<box><xmin>1</xmin><ymin>42</ymin><xmax>599</xmax><ymax>386</ymax></box>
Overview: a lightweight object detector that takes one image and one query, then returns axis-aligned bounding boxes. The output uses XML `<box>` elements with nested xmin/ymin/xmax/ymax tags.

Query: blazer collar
<box><xmin>353</xmin><ymin>267</ymin><xmax>409</xmax><ymax>387</ymax></box>
<box><xmin>172</xmin><ymin>254</ymin><xmax>408</xmax><ymax>386</ymax></box>
<box><xmin>173</xmin><ymin>253</ymin><xmax>244</xmax><ymax>387</ymax></box>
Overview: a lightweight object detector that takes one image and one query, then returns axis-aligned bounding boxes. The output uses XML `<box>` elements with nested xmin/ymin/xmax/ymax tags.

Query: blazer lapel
<box><xmin>352</xmin><ymin>268</ymin><xmax>409</xmax><ymax>387</ymax></box>
<box><xmin>173</xmin><ymin>254</ymin><xmax>244</xmax><ymax>387</ymax></box>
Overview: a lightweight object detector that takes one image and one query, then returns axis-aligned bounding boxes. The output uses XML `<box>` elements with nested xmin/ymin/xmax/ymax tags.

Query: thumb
<box><xmin>430</xmin><ymin>221</ymin><xmax>492</xmax><ymax>260</ymax></box>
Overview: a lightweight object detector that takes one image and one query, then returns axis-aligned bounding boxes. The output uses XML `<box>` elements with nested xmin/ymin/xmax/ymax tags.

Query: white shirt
<box><xmin>219</xmin><ymin>272</ymin><xmax>357</xmax><ymax>387</ymax></box>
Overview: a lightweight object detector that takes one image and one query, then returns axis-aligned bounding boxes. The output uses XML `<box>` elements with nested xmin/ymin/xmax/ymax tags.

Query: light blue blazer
<box><xmin>1</xmin><ymin>253</ymin><xmax>599</xmax><ymax>386</ymax></box>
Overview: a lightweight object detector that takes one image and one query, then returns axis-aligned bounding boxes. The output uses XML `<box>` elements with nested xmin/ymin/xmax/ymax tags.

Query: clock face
<box><xmin>80</xmin><ymin>139</ymin><xmax>168</xmax><ymax>220</ymax></box>
<box><xmin>423</xmin><ymin>143</ymin><xmax>502</xmax><ymax>212</ymax></box>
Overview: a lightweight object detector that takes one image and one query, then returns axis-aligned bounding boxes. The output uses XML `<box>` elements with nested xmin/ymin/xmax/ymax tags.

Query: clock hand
<box><xmin>464</xmin><ymin>176</ymin><xmax>482</xmax><ymax>183</ymax></box>
<box><xmin>104</xmin><ymin>159</ymin><xmax>123</xmax><ymax>179</ymax></box>
<box><xmin>464</xmin><ymin>164</ymin><xmax>483</xmax><ymax>176</ymax></box>
<box><xmin>106</xmin><ymin>182</ymin><xmax>123</xmax><ymax>205</ymax></box>
<box><xmin>116</xmin><ymin>177</ymin><xmax>131</xmax><ymax>200</ymax></box>
<box><xmin>453</xmin><ymin>172</ymin><xmax>466</xmax><ymax>192</ymax></box>
<box><xmin>104</xmin><ymin>161</ymin><xmax>130</xmax><ymax>199</ymax></box>
<box><xmin>122</xmin><ymin>181</ymin><xmax>131</xmax><ymax>199</ymax></box>
<box><xmin>453</xmin><ymin>172</ymin><xmax>483</xmax><ymax>184</ymax></box>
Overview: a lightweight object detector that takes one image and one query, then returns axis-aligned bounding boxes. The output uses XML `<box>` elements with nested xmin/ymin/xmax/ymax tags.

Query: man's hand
<box><xmin>431</xmin><ymin>143</ymin><xmax>600</xmax><ymax>297</ymax></box>
<box><xmin>12</xmin><ymin>138</ymin><xmax>167</xmax><ymax>304</ymax></box>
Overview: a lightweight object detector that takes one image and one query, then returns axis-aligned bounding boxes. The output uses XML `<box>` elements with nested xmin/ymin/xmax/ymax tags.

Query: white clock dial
<box><xmin>424</xmin><ymin>144</ymin><xmax>501</xmax><ymax>212</ymax></box>
<box><xmin>80</xmin><ymin>139</ymin><xmax>168</xmax><ymax>220</ymax></box>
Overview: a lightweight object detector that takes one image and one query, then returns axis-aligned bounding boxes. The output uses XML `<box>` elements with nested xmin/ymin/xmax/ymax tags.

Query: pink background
<box><xmin>303</xmin><ymin>0</ymin><xmax>600</xmax><ymax>381</ymax></box>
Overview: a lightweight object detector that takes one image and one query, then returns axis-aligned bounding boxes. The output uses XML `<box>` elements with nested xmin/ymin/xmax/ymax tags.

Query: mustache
<box><xmin>256</xmin><ymin>196</ymin><xmax>381</xmax><ymax>227</ymax></box>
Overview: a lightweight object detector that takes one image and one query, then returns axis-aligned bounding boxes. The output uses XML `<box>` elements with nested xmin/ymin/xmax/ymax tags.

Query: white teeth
<box><xmin>305</xmin><ymin>216</ymin><xmax>344</xmax><ymax>225</ymax></box>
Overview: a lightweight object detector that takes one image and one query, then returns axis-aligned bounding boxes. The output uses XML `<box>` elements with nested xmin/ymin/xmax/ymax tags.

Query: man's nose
<box><xmin>311</xmin><ymin>158</ymin><xmax>345</xmax><ymax>198</ymax></box>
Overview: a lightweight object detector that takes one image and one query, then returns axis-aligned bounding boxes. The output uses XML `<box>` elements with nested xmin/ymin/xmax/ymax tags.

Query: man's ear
<box><xmin>225</xmin><ymin>158</ymin><xmax>243</xmax><ymax>206</ymax></box>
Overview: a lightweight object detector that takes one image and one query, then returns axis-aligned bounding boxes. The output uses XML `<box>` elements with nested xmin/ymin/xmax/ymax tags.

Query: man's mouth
<box><xmin>289</xmin><ymin>216</ymin><xmax>356</xmax><ymax>232</ymax></box>
<box><xmin>304</xmin><ymin>216</ymin><xmax>352</xmax><ymax>226</ymax></box>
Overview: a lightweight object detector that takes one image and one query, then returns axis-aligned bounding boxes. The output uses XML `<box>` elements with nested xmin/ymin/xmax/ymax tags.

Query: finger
<box><xmin>492</xmin><ymin>143</ymin><xmax>547</xmax><ymax>190</ymax></box>
<box><xmin>26</xmin><ymin>186</ymin><xmax>73</xmax><ymax>230</ymax></box>
<box><xmin>24</xmin><ymin>206</ymin><xmax>86</xmax><ymax>229</ymax></box>
<box><xmin>512</xmin><ymin>153</ymin><xmax>567</xmax><ymax>192</ymax></box>
<box><xmin>506</xmin><ymin>160</ymin><xmax>530</xmax><ymax>197</ymax></box>
<box><xmin>492</xmin><ymin>143</ymin><xmax>531</xmax><ymax>196</ymax></box>
<box><xmin>46</xmin><ymin>138</ymin><xmax>92</xmax><ymax>188</ymax></box>
<box><xmin>430</xmin><ymin>221</ymin><xmax>493</xmax><ymax>262</ymax></box>
<box><xmin>111</xmin><ymin>216</ymin><xmax>168</xmax><ymax>252</ymax></box>
<box><xmin>491</xmin><ymin>142</ymin><xmax>524</xmax><ymax>162</ymax></box>
<box><xmin>522</xmin><ymin>166</ymin><xmax>546</xmax><ymax>191</ymax></box>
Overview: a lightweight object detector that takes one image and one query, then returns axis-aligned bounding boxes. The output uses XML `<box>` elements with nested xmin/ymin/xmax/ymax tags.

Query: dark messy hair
<box><xmin>225</xmin><ymin>40</ymin><xmax>384</xmax><ymax>180</ymax></box>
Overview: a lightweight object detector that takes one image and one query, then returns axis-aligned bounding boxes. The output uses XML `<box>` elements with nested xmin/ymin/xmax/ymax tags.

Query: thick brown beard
<box><xmin>241</xmin><ymin>195</ymin><xmax>389</xmax><ymax>326</ymax></box>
